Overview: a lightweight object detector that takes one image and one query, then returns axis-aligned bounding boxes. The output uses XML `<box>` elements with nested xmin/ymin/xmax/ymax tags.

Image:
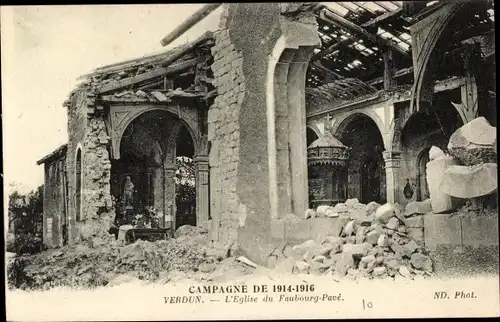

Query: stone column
<box><xmin>148</xmin><ymin>165</ymin><xmax>164</xmax><ymax>211</ymax></box>
<box><xmin>194</xmin><ymin>155</ymin><xmax>210</xmax><ymax>229</ymax></box>
<box><xmin>383</xmin><ymin>150</ymin><xmax>402</xmax><ymax>204</ymax></box>
<box><xmin>163</xmin><ymin>163</ymin><xmax>176</xmax><ymax>230</ymax></box>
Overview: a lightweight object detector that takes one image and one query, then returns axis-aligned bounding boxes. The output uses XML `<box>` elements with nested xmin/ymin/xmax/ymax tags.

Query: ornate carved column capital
<box><xmin>382</xmin><ymin>150</ymin><xmax>402</xmax><ymax>169</ymax></box>
<box><xmin>194</xmin><ymin>155</ymin><xmax>209</xmax><ymax>171</ymax></box>
<box><xmin>163</xmin><ymin>163</ymin><xmax>177</xmax><ymax>173</ymax></box>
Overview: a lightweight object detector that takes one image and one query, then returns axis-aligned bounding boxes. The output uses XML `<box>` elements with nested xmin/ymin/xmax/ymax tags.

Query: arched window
<box><xmin>75</xmin><ymin>148</ymin><xmax>82</xmax><ymax>221</ymax></box>
<box><xmin>416</xmin><ymin>148</ymin><xmax>431</xmax><ymax>201</ymax></box>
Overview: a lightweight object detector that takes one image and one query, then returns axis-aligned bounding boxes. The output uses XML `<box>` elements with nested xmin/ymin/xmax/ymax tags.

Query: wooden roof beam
<box><xmin>363</xmin><ymin>7</ymin><xmax>403</xmax><ymax>27</ymax></box>
<box><xmin>367</xmin><ymin>66</ymin><xmax>413</xmax><ymax>85</ymax></box>
<box><xmin>319</xmin><ymin>9</ymin><xmax>409</xmax><ymax>57</ymax></box>
<box><xmin>375</xmin><ymin>2</ymin><xmax>398</xmax><ymax>11</ymax></box>
<box><xmin>312</xmin><ymin>6</ymin><xmax>404</xmax><ymax>62</ymax></box>
<box><xmin>98</xmin><ymin>57</ymin><xmax>204</xmax><ymax>94</ymax></box>
<box><xmin>160</xmin><ymin>3</ymin><xmax>221</xmax><ymax>47</ymax></box>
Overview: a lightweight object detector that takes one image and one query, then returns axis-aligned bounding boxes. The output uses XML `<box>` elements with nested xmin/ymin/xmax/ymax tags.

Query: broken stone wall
<box><xmin>208</xmin><ymin>3</ymin><xmax>284</xmax><ymax>264</ymax></box>
<box><xmin>209</xmin><ymin>3</ymin><xmax>320</xmax><ymax>265</ymax></box>
<box><xmin>42</xmin><ymin>157</ymin><xmax>66</xmax><ymax>248</ymax></box>
<box><xmin>208</xmin><ymin>4</ymin><xmax>246</xmax><ymax>252</ymax></box>
<box><xmin>65</xmin><ymin>83</ymin><xmax>114</xmax><ymax>245</ymax></box>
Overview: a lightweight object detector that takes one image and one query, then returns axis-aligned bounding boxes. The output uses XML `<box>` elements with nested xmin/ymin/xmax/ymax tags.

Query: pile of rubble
<box><xmin>7</xmin><ymin>226</ymin><xmax>227</xmax><ymax>290</ymax></box>
<box><xmin>274</xmin><ymin>199</ymin><xmax>433</xmax><ymax>280</ymax></box>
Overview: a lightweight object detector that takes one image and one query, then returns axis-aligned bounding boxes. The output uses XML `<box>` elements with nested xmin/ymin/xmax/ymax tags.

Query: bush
<box><xmin>6</xmin><ymin>233</ymin><xmax>16</xmax><ymax>253</ymax></box>
<box><xmin>7</xmin><ymin>255</ymin><xmax>35</xmax><ymax>290</ymax></box>
<box><xmin>13</xmin><ymin>233</ymin><xmax>44</xmax><ymax>255</ymax></box>
<box><xmin>8</xmin><ymin>184</ymin><xmax>44</xmax><ymax>255</ymax></box>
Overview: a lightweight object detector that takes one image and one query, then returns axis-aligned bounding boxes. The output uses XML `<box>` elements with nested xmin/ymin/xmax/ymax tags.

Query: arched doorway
<box><xmin>338</xmin><ymin>114</ymin><xmax>386</xmax><ymax>204</ymax></box>
<box><xmin>401</xmin><ymin>95</ymin><xmax>463</xmax><ymax>203</ymax></box>
<box><xmin>175</xmin><ymin>125</ymin><xmax>196</xmax><ymax>229</ymax></box>
<box><xmin>111</xmin><ymin>109</ymin><xmax>189</xmax><ymax>227</ymax></box>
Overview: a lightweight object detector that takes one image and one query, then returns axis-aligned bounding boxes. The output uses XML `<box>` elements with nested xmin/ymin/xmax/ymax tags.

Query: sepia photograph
<box><xmin>2</xmin><ymin>2</ymin><xmax>499</xmax><ymax>320</ymax></box>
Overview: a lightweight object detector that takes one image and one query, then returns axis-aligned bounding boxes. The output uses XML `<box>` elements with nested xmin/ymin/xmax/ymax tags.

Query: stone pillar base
<box><xmin>383</xmin><ymin>150</ymin><xmax>402</xmax><ymax>204</ymax></box>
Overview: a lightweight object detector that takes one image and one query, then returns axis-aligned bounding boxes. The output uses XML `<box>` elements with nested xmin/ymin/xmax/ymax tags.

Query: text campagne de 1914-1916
<box><xmin>163</xmin><ymin>284</ymin><xmax>344</xmax><ymax>304</ymax></box>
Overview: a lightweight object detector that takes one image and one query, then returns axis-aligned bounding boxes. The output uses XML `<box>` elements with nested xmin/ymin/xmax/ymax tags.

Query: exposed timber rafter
<box><xmin>375</xmin><ymin>2</ymin><xmax>398</xmax><ymax>12</ymax></box>
<box><xmin>364</xmin><ymin>7</ymin><xmax>403</xmax><ymax>27</ymax></box>
<box><xmin>98</xmin><ymin>57</ymin><xmax>205</xmax><ymax>94</ymax></box>
<box><xmin>317</xmin><ymin>9</ymin><xmax>409</xmax><ymax>57</ymax></box>
<box><xmin>312</xmin><ymin>7</ymin><xmax>403</xmax><ymax>62</ymax></box>
<box><xmin>160</xmin><ymin>4</ymin><xmax>221</xmax><ymax>47</ymax></box>
<box><xmin>367</xmin><ymin>66</ymin><xmax>414</xmax><ymax>85</ymax></box>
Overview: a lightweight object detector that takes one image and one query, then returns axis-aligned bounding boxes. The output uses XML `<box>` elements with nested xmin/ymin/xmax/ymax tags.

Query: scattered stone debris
<box><xmin>6</xmin><ymin>227</ymin><xmax>239</xmax><ymax>291</ymax></box>
<box><xmin>279</xmin><ymin>201</ymin><xmax>434</xmax><ymax>280</ymax></box>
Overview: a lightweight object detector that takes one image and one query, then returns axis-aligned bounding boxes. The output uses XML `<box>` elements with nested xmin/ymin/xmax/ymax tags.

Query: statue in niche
<box><xmin>151</xmin><ymin>141</ymin><xmax>163</xmax><ymax>166</ymax></box>
<box><xmin>123</xmin><ymin>176</ymin><xmax>135</xmax><ymax>209</ymax></box>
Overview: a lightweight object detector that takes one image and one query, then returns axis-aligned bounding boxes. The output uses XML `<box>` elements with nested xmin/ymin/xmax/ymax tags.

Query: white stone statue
<box><xmin>123</xmin><ymin>176</ymin><xmax>135</xmax><ymax>207</ymax></box>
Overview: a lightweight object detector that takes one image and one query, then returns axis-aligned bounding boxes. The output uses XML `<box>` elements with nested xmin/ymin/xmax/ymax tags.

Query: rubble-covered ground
<box><xmin>6</xmin><ymin>226</ymin><xmax>254</xmax><ymax>291</ymax></box>
<box><xmin>7</xmin><ymin>199</ymin><xmax>497</xmax><ymax>291</ymax></box>
<box><xmin>273</xmin><ymin>199</ymin><xmax>434</xmax><ymax>281</ymax></box>
<box><xmin>7</xmin><ymin>201</ymin><xmax>431</xmax><ymax>291</ymax></box>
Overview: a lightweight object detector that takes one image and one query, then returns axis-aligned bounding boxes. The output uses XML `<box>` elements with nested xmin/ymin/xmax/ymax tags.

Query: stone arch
<box><xmin>410</xmin><ymin>1</ymin><xmax>466</xmax><ymax>113</ymax></box>
<box><xmin>400</xmin><ymin>101</ymin><xmax>464</xmax><ymax>152</ymax></box>
<box><xmin>112</xmin><ymin>105</ymin><xmax>200</xmax><ymax>160</ymax></box>
<box><xmin>164</xmin><ymin>121</ymin><xmax>184</xmax><ymax>165</ymax></box>
<box><xmin>333</xmin><ymin>111</ymin><xmax>387</xmax><ymax>149</ymax></box>
<box><xmin>387</xmin><ymin>121</ymin><xmax>402</xmax><ymax>151</ymax></box>
<box><xmin>335</xmin><ymin>113</ymin><xmax>386</xmax><ymax>204</ymax></box>
<box><xmin>264</xmin><ymin>22</ymin><xmax>320</xmax><ymax>220</ymax></box>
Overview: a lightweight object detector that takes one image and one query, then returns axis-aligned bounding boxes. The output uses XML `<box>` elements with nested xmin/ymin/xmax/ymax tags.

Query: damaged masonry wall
<box><xmin>64</xmin><ymin>78</ymin><xmax>114</xmax><ymax>245</ymax></box>
<box><xmin>208</xmin><ymin>4</ymin><xmax>246</xmax><ymax>253</ymax></box>
<box><xmin>209</xmin><ymin>3</ymin><xmax>319</xmax><ymax>265</ymax></box>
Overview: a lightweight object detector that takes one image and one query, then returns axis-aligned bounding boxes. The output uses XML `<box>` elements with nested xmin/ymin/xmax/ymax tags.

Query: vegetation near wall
<box><xmin>7</xmin><ymin>185</ymin><xmax>44</xmax><ymax>255</ymax></box>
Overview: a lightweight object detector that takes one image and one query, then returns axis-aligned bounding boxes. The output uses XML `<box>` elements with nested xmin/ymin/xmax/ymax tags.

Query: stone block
<box><xmin>284</xmin><ymin>218</ymin><xmax>311</xmax><ymax>242</ymax></box>
<box><xmin>365</xmin><ymin>201</ymin><xmax>381</xmax><ymax>215</ymax></box>
<box><xmin>310</xmin><ymin>218</ymin><xmax>345</xmax><ymax>243</ymax></box>
<box><xmin>405</xmin><ymin>199</ymin><xmax>432</xmax><ymax>217</ymax></box>
<box><xmin>426</xmin><ymin>157</ymin><xmax>464</xmax><ymax>213</ymax></box>
<box><xmin>461</xmin><ymin>216</ymin><xmax>499</xmax><ymax>247</ymax></box>
<box><xmin>345</xmin><ymin>198</ymin><xmax>359</xmax><ymax>209</ymax></box>
<box><xmin>375</xmin><ymin>203</ymin><xmax>395</xmax><ymax>223</ymax></box>
<box><xmin>270</xmin><ymin>219</ymin><xmax>285</xmax><ymax>239</ymax></box>
<box><xmin>424</xmin><ymin>214</ymin><xmax>462</xmax><ymax>250</ymax></box>
<box><xmin>440</xmin><ymin>163</ymin><xmax>497</xmax><ymax>199</ymax></box>
<box><xmin>405</xmin><ymin>215</ymin><xmax>424</xmax><ymax>228</ymax></box>
<box><xmin>316</xmin><ymin>205</ymin><xmax>331</xmax><ymax>217</ymax></box>
<box><xmin>429</xmin><ymin>146</ymin><xmax>446</xmax><ymax>161</ymax></box>
<box><xmin>407</xmin><ymin>228</ymin><xmax>424</xmax><ymax>244</ymax></box>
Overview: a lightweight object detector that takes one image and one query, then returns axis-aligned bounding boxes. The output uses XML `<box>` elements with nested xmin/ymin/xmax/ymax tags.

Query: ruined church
<box><xmin>37</xmin><ymin>2</ymin><xmax>496</xmax><ymax>266</ymax></box>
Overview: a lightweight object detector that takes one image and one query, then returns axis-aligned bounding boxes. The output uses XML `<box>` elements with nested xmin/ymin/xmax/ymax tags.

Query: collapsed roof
<box><xmin>306</xmin><ymin>0</ymin><xmax>495</xmax><ymax>98</ymax></box>
<box><xmin>68</xmin><ymin>31</ymin><xmax>216</xmax><ymax>105</ymax></box>
<box><xmin>67</xmin><ymin>2</ymin><xmax>494</xmax><ymax>107</ymax></box>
